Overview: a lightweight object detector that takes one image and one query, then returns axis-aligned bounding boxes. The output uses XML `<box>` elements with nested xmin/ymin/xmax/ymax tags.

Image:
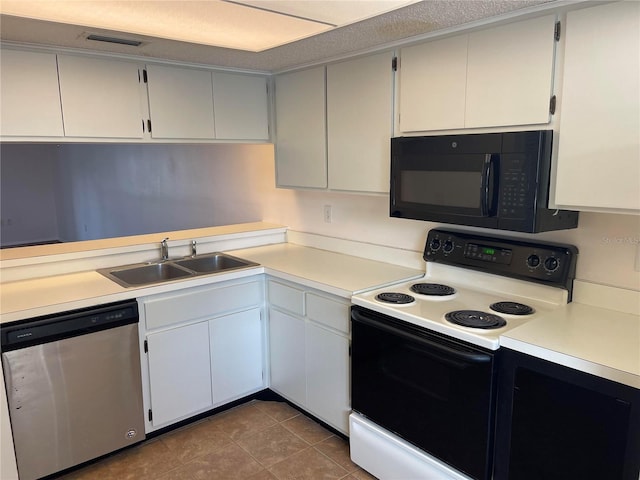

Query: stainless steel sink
<box><xmin>173</xmin><ymin>253</ymin><xmax>259</xmax><ymax>273</ymax></box>
<box><xmin>98</xmin><ymin>252</ymin><xmax>259</xmax><ymax>288</ymax></box>
<box><xmin>100</xmin><ymin>262</ymin><xmax>194</xmax><ymax>287</ymax></box>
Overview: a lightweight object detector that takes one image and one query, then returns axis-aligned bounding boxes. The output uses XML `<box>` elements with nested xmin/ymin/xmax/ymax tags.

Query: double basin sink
<box><xmin>99</xmin><ymin>253</ymin><xmax>259</xmax><ymax>288</ymax></box>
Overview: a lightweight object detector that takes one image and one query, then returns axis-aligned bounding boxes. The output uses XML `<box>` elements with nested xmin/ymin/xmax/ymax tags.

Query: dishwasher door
<box><xmin>2</xmin><ymin>311</ymin><xmax>145</xmax><ymax>480</ymax></box>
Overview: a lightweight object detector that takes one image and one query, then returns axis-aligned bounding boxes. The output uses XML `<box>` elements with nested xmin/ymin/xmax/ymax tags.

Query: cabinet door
<box><xmin>399</xmin><ymin>35</ymin><xmax>468</xmax><ymax>132</ymax></box>
<box><xmin>327</xmin><ymin>52</ymin><xmax>394</xmax><ymax>192</ymax></box>
<box><xmin>465</xmin><ymin>15</ymin><xmax>556</xmax><ymax>128</ymax></box>
<box><xmin>210</xmin><ymin>308</ymin><xmax>264</xmax><ymax>405</ymax></box>
<box><xmin>146</xmin><ymin>321</ymin><xmax>213</xmax><ymax>427</ymax></box>
<box><xmin>57</xmin><ymin>55</ymin><xmax>143</xmax><ymax>138</ymax></box>
<box><xmin>213</xmin><ymin>72</ymin><xmax>269</xmax><ymax>140</ymax></box>
<box><xmin>146</xmin><ymin>64</ymin><xmax>216</xmax><ymax>139</ymax></box>
<box><xmin>275</xmin><ymin>66</ymin><xmax>327</xmax><ymax>188</ymax></box>
<box><xmin>268</xmin><ymin>308</ymin><xmax>306</xmax><ymax>405</ymax></box>
<box><xmin>306</xmin><ymin>323</ymin><xmax>350</xmax><ymax>434</ymax></box>
<box><xmin>0</xmin><ymin>50</ymin><xmax>64</xmax><ymax>137</ymax></box>
<box><xmin>555</xmin><ymin>1</ymin><xmax>640</xmax><ymax>213</ymax></box>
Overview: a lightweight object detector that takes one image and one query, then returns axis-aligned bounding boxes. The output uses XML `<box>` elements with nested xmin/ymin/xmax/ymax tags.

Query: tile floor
<box><xmin>57</xmin><ymin>400</ymin><xmax>377</xmax><ymax>480</ymax></box>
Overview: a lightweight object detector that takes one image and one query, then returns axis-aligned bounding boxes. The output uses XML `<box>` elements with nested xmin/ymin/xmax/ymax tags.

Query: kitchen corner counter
<box><xmin>500</xmin><ymin>302</ymin><xmax>640</xmax><ymax>388</ymax></box>
<box><xmin>229</xmin><ymin>243</ymin><xmax>425</xmax><ymax>298</ymax></box>
<box><xmin>1</xmin><ymin>241</ymin><xmax>424</xmax><ymax>324</ymax></box>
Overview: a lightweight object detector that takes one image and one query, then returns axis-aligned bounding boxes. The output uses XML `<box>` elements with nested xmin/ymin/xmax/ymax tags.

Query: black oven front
<box><xmin>351</xmin><ymin>306</ymin><xmax>499</xmax><ymax>480</ymax></box>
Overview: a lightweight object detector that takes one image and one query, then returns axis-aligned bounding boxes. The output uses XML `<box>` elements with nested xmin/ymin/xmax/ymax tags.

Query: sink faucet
<box><xmin>191</xmin><ymin>240</ymin><xmax>197</xmax><ymax>257</ymax></box>
<box><xmin>160</xmin><ymin>237</ymin><xmax>169</xmax><ymax>261</ymax></box>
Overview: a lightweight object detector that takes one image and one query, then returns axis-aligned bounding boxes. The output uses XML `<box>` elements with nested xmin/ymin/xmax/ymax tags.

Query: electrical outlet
<box><xmin>323</xmin><ymin>205</ymin><xmax>332</xmax><ymax>223</ymax></box>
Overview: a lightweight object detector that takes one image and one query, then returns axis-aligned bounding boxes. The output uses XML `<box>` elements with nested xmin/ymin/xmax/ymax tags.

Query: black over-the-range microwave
<box><xmin>390</xmin><ymin>130</ymin><xmax>579</xmax><ymax>233</ymax></box>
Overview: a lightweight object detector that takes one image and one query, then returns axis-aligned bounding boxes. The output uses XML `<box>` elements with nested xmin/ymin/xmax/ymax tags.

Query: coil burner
<box><xmin>445</xmin><ymin>310</ymin><xmax>507</xmax><ymax>329</ymax></box>
<box><xmin>375</xmin><ymin>292</ymin><xmax>416</xmax><ymax>305</ymax></box>
<box><xmin>410</xmin><ymin>283</ymin><xmax>456</xmax><ymax>296</ymax></box>
<box><xmin>490</xmin><ymin>301</ymin><xmax>535</xmax><ymax>315</ymax></box>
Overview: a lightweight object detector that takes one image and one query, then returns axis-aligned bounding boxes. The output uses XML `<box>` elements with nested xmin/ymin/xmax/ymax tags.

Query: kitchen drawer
<box><xmin>306</xmin><ymin>293</ymin><xmax>350</xmax><ymax>334</ymax></box>
<box><xmin>268</xmin><ymin>280</ymin><xmax>305</xmax><ymax>316</ymax></box>
<box><xmin>144</xmin><ymin>280</ymin><xmax>262</xmax><ymax>330</ymax></box>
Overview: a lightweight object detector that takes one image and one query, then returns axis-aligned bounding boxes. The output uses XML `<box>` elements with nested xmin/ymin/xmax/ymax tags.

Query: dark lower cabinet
<box><xmin>494</xmin><ymin>348</ymin><xmax>640</xmax><ymax>480</ymax></box>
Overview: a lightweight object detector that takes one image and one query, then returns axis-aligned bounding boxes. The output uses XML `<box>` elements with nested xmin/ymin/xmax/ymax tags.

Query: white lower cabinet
<box><xmin>267</xmin><ymin>279</ymin><xmax>351</xmax><ymax>434</ymax></box>
<box><xmin>269</xmin><ymin>308</ymin><xmax>307</xmax><ymax>406</ymax></box>
<box><xmin>140</xmin><ymin>278</ymin><xmax>265</xmax><ymax>432</ymax></box>
<box><xmin>146</xmin><ymin>321</ymin><xmax>213</xmax><ymax>427</ymax></box>
<box><xmin>210</xmin><ymin>308</ymin><xmax>264</xmax><ymax>405</ymax></box>
<box><xmin>306</xmin><ymin>322</ymin><xmax>350</xmax><ymax>432</ymax></box>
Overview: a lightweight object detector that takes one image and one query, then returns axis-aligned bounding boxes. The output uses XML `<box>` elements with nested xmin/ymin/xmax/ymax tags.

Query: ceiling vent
<box><xmin>86</xmin><ymin>34</ymin><xmax>144</xmax><ymax>47</ymax></box>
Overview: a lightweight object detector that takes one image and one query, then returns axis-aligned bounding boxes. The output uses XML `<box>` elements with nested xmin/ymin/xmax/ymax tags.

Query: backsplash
<box><xmin>2</xmin><ymin>143</ymin><xmax>638</xmax><ymax>291</ymax></box>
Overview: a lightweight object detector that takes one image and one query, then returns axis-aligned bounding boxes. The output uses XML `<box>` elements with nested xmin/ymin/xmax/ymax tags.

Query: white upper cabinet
<box><xmin>0</xmin><ymin>49</ymin><xmax>64</xmax><ymax>137</ymax></box>
<box><xmin>399</xmin><ymin>15</ymin><xmax>557</xmax><ymax>132</ymax></box>
<box><xmin>275</xmin><ymin>66</ymin><xmax>327</xmax><ymax>188</ymax></box>
<box><xmin>399</xmin><ymin>35</ymin><xmax>468</xmax><ymax>132</ymax></box>
<box><xmin>554</xmin><ymin>1</ymin><xmax>640</xmax><ymax>213</ymax></box>
<box><xmin>57</xmin><ymin>55</ymin><xmax>144</xmax><ymax>138</ymax></box>
<box><xmin>465</xmin><ymin>15</ymin><xmax>557</xmax><ymax>128</ymax></box>
<box><xmin>146</xmin><ymin>65</ymin><xmax>270</xmax><ymax>141</ymax></box>
<box><xmin>212</xmin><ymin>72</ymin><xmax>269</xmax><ymax>140</ymax></box>
<box><xmin>146</xmin><ymin>64</ymin><xmax>216</xmax><ymax>139</ymax></box>
<box><xmin>327</xmin><ymin>52</ymin><xmax>394</xmax><ymax>193</ymax></box>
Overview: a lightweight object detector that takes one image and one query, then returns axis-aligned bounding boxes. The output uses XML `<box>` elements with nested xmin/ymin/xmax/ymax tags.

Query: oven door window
<box><xmin>351</xmin><ymin>307</ymin><xmax>497</xmax><ymax>480</ymax></box>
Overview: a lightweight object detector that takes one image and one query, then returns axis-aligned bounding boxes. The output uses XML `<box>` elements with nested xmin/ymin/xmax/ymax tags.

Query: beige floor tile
<box><xmin>268</xmin><ymin>447</ymin><xmax>349</xmax><ymax>480</ymax></box>
<box><xmin>180</xmin><ymin>443</ymin><xmax>264</xmax><ymax>480</ymax></box>
<box><xmin>237</xmin><ymin>424</ymin><xmax>309</xmax><ymax>468</ymax></box>
<box><xmin>160</xmin><ymin>417</ymin><xmax>232</xmax><ymax>463</ymax></box>
<box><xmin>282</xmin><ymin>414</ymin><xmax>334</xmax><ymax>445</ymax></box>
<box><xmin>247</xmin><ymin>468</ymin><xmax>280</xmax><ymax>480</ymax></box>
<box><xmin>212</xmin><ymin>403</ymin><xmax>278</xmax><ymax>440</ymax></box>
<box><xmin>347</xmin><ymin>468</ymin><xmax>379</xmax><ymax>479</ymax></box>
<box><xmin>155</xmin><ymin>464</ymin><xmax>198</xmax><ymax>480</ymax></box>
<box><xmin>253</xmin><ymin>400</ymin><xmax>301</xmax><ymax>422</ymax></box>
<box><xmin>80</xmin><ymin>439</ymin><xmax>179</xmax><ymax>480</ymax></box>
<box><xmin>315</xmin><ymin>435</ymin><xmax>359</xmax><ymax>473</ymax></box>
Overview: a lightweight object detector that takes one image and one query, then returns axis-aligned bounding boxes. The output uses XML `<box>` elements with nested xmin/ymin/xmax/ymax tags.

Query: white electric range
<box><xmin>349</xmin><ymin>228</ymin><xmax>578</xmax><ymax>480</ymax></box>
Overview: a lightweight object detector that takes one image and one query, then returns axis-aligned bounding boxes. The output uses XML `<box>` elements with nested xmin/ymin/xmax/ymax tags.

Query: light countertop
<box><xmin>501</xmin><ymin>302</ymin><xmax>640</xmax><ymax>388</ymax></box>
<box><xmin>229</xmin><ymin>243</ymin><xmax>424</xmax><ymax>297</ymax></box>
<box><xmin>0</xmin><ymin>242</ymin><xmax>424</xmax><ymax>323</ymax></box>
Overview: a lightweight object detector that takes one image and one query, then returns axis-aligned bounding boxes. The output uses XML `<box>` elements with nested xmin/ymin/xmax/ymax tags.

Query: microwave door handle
<box><xmin>481</xmin><ymin>154</ymin><xmax>496</xmax><ymax>216</ymax></box>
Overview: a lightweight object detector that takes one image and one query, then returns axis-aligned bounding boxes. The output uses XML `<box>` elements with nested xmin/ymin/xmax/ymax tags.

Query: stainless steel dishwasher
<box><xmin>1</xmin><ymin>300</ymin><xmax>145</xmax><ymax>480</ymax></box>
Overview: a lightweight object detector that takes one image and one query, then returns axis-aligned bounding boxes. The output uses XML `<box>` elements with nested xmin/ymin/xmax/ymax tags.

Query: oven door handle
<box><xmin>352</xmin><ymin>309</ymin><xmax>492</xmax><ymax>365</ymax></box>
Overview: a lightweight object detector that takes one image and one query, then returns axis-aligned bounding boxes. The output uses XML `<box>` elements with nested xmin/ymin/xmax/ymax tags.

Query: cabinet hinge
<box><xmin>392</xmin><ymin>56</ymin><xmax>398</xmax><ymax>72</ymax></box>
<box><xmin>549</xmin><ymin>95</ymin><xmax>557</xmax><ymax>115</ymax></box>
<box><xmin>143</xmin><ymin>69</ymin><xmax>148</xmax><ymax>83</ymax></box>
<box><xmin>554</xmin><ymin>21</ymin><xmax>561</xmax><ymax>41</ymax></box>
<box><xmin>148</xmin><ymin>409</ymin><xmax>153</xmax><ymax>422</ymax></box>
<box><xmin>147</xmin><ymin>119</ymin><xmax>152</xmax><ymax>133</ymax></box>
<box><xmin>144</xmin><ymin>339</ymin><xmax>148</xmax><ymax>353</ymax></box>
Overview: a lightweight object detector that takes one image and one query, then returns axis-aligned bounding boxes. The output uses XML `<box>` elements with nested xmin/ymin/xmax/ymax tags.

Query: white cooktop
<box><xmin>351</xmin><ymin>263</ymin><xmax>569</xmax><ymax>350</ymax></box>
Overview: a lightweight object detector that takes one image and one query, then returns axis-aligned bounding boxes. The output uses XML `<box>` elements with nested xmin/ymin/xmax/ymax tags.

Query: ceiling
<box><xmin>0</xmin><ymin>0</ymin><xmax>560</xmax><ymax>73</ymax></box>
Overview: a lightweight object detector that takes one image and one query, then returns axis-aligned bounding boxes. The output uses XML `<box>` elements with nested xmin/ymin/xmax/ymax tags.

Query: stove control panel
<box><xmin>424</xmin><ymin>228</ymin><xmax>578</xmax><ymax>293</ymax></box>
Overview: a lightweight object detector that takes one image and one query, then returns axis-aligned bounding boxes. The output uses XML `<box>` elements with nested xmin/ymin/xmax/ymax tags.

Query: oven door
<box><xmin>351</xmin><ymin>306</ymin><xmax>498</xmax><ymax>480</ymax></box>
